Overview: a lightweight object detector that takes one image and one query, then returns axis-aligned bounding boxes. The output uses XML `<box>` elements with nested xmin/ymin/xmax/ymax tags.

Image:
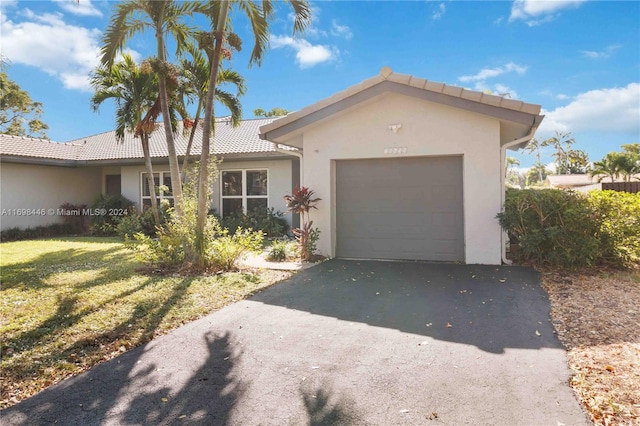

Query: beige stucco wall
<box><xmin>120</xmin><ymin>158</ymin><xmax>294</xmax><ymax>225</ymax></box>
<box><xmin>0</xmin><ymin>162</ymin><xmax>102</xmax><ymax>230</ymax></box>
<box><xmin>292</xmin><ymin>91</ymin><xmax>503</xmax><ymax>264</ymax></box>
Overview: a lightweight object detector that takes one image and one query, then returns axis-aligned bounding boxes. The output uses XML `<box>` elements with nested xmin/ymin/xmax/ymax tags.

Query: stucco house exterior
<box><xmin>261</xmin><ymin>67</ymin><xmax>544</xmax><ymax>264</ymax></box>
<box><xmin>0</xmin><ymin>117</ymin><xmax>299</xmax><ymax>231</ymax></box>
<box><xmin>1</xmin><ymin>67</ymin><xmax>544</xmax><ymax>265</ymax></box>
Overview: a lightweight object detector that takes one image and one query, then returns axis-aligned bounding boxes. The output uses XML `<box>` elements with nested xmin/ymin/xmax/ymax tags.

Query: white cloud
<box><xmin>556</xmin><ymin>93</ymin><xmax>570</xmax><ymax>100</ymax></box>
<box><xmin>494</xmin><ymin>83</ymin><xmax>519</xmax><ymax>99</ymax></box>
<box><xmin>0</xmin><ymin>9</ymin><xmax>104</xmax><ymax>91</ymax></box>
<box><xmin>509</xmin><ymin>0</ymin><xmax>586</xmax><ymax>26</ymax></box>
<box><xmin>459</xmin><ymin>63</ymin><xmax>527</xmax><ymax>99</ymax></box>
<box><xmin>0</xmin><ymin>0</ymin><xmax>17</xmax><ymax>11</ymax></box>
<box><xmin>53</xmin><ymin>0</ymin><xmax>102</xmax><ymax>17</ymax></box>
<box><xmin>538</xmin><ymin>83</ymin><xmax>640</xmax><ymax>135</ymax></box>
<box><xmin>459</xmin><ymin>62</ymin><xmax>527</xmax><ymax>82</ymax></box>
<box><xmin>270</xmin><ymin>35</ymin><xmax>336</xmax><ymax>68</ymax></box>
<box><xmin>580</xmin><ymin>44</ymin><xmax>621</xmax><ymax>59</ymax></box>
<box><xmin>432</xmin><ymin>3</ymin><xmax>446</xmax><ymax>20</ymax></box>
<box><xmin>331</xmin><ymin>20</ymin><xmax>352</xmax><ymax>40</ymax></box>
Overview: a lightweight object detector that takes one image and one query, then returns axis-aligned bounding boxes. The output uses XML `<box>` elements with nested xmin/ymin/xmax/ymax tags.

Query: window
<box><xmin>141</xmin><ymin>172</ymin><xmax>174</xmax><ymax>209</ymax></box>
<box><xmin>221</xmin><ymin>169</ymin><xmax>268</xmax><ymax>217</ymax></box>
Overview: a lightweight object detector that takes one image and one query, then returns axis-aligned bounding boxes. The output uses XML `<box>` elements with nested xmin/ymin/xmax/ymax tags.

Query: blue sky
<box><xmin>2</xmin><ymin>0</ymin><xmax>639</xmax><ymax>168</ymax></box>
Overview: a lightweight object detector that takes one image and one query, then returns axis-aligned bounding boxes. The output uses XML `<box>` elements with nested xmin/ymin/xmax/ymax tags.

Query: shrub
<box><xmin>267</xmin><ymin>239</ymin><xmax>298</xmax><ymax>262</ymax></box>
<box><xmin>117</xmin><ymin>202</ymin><xmax>170</xmax><ymax>238</ymax></box>
<box><xmin>58</xmin><ymin>202</ymin><xmax>88</xmax><ymax>234</ymax></box>
<box><xmin>498</xmin><ymin>188</ymin><xmax>640</xmax><ymax>268</ymax></box>
<box><xmin>284</xmin><ymin>186</ymin><xmax>321</xmax><ymax>261</ymax></box>
<box><xmin>217</xmin><ymin>207</ymin><xmax>289</xmax><ymax>238</ymax></box>
<box><xmin>90</xmin><ymin>194</ymin><xmax>135</xmax><ymax>235</ymax></box>
<box><xmin>0</xmin><ymin>224</ymin><xmax>76</xmax><ymax>242</ymax></box>
<box><xmin>588</xmin><ymin>190</ymin><xmax>640</xmax><ymax>265</ymax></box>
<box><xmin>209</xmin><ymin>227</ymin><xmax>264</xmax><ymax>271</ymax></box>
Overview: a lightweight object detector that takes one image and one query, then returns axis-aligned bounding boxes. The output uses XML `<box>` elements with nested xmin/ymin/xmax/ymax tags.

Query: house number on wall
<box><xmin>383</xmin><ymin>147</ymin><xmax>408</xmax><ymax>155</ymax></box>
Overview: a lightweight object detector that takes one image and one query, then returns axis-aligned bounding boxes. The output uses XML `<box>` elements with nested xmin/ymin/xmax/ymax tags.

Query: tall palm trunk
<box><xmin>155</xmin><ymin>7</ymin><xmax>183</xmax><ymax>218</ymax></box>
<box><xmin>181</xmin><ymin>104</ymin><xmax>202</xmax><ymax>184</ymax></box>
<box><xmin>141</xmin><ymin>133</ymin><xmax>161</xmax><ymax>224</ymax></box>
<box><xmin>195</xmin><ymin>2</ymin><xmax>229</xmax><ymax>264</ymax></box>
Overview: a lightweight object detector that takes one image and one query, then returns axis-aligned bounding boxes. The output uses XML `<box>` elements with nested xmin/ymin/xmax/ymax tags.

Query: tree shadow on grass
<box><xmin>1</xmin><ymin>276</ymin><xmax>200</xmax><ymax>412</ymax></box>
<box><xmin>1</xmin><ymin>246</ymin><xmax>129</xmax><ymax>291</ymax></box>
<box><xmin>1</xmin><ymin>330</ymin><xmax>244</xmax><ymax>426</ymax></box>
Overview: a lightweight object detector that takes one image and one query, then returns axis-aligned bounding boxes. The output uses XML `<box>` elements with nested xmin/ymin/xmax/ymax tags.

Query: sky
<box><xmin>1</xmin><ymin>0</ymin><xmax>639</xmax><ymax>169</ymax></box>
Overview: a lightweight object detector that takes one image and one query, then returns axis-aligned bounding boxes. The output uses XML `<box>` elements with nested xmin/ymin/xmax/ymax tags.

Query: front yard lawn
<box><xmin>543</xmin><ymin>269</ymin><xmax>640</xmax><ymax>425</ymax></box>
<box><xmin>0</xmin><ymin>237</ymin><xmax>292</xmax><ymax>409</ymax></box>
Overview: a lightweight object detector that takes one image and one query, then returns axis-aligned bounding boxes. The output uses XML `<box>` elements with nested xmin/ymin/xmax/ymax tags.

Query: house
<box><xmin>0</xmin><ymin>117</ymin><xmax>300</xmax><ymax>231</ymax></box>
<box><xmin>1</xmin><ymin>67</ymin><xmax>544</xmax><ymax>264</ymax></box>
<box><xmin>260</xmin><ymin>67</ymin><xmax>544</xmax><ymax>264</ymax></box>
<box><xmin>546</xmin><ymin>174</ymin><xmax>640</xmax><ymax>192</ymax></box>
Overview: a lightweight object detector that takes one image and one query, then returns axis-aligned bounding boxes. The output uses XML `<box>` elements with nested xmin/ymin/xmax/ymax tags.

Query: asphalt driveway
<box><xmin>3</xmin><ymin>259</ymin><xmax>589</xmax><ymax>425</ymax></box>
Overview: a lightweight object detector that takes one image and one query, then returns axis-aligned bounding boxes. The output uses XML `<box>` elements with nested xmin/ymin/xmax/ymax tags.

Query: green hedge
<box><xmin>497</xmin><ymin>189</ymin><xmax>640</xmax><ymax>268</ymax></box>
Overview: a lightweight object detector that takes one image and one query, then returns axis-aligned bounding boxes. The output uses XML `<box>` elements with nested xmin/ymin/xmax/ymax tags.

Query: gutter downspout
<box><xmin>500</xmin><ymin>115</ymin><xmax>544</xmax><ymax>264</ymax></box>
<box><xmin>274</xmin><ymin>144</ymin><xmax>303</xmax><ymax>187</ymax></box>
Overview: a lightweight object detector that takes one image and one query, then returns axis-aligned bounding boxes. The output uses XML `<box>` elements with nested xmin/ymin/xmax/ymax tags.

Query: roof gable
<box><xmin>260</xmin><ymin>66</ymin><xmax>543</xmax><ymax>143</ymax></box>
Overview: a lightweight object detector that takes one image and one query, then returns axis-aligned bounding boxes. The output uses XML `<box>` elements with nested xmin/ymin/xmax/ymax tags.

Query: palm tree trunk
<box><xmin>181</xmin><ymin>104</ymin><xmax>202</xmax><ymax>184</ymax></box>
<box><xmin>141</xmin><ymin>134</ymin><xmax>161</xmax><ymax>225</ymax></box>
<box><xmin>155</xmin><ymin>17</ymin><xmax>183</xmax><ymax>218</ymax></box>
<box><xmin>196</xmin><ymin>1</ymin><xmax>230</xmax><ymax>266</ymax></box>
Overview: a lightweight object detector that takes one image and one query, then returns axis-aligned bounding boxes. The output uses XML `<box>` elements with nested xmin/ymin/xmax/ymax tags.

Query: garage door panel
<box><xmin>336</xmin><ymin>157</ymin><xmax>463</xmax><ymax>261</ymax></box>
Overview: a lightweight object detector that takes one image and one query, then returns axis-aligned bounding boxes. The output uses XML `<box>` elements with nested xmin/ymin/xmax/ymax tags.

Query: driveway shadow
<box><xmin>251</xmin><ymin>259</ymin><xmax>561</xmax><ymax>354</ymax></box>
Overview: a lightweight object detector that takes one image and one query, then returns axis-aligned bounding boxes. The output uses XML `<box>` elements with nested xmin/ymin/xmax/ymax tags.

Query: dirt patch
<box><xmin>541</xmin><ymin>270</ymin><xmax>640</xmax><ymax>425</ymax></box>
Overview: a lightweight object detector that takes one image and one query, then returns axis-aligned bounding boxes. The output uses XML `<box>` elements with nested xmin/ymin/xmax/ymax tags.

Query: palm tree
<box><xmin>590</xmin><ymin>152</ymin><xmax>623</xmax><ymax>183</ymax></box>
<box><xmin>101</xmin><ymin>0</ymin><xmax>196</xmax><ymax>218</ymax></box>
<box><xmin>90</xmin><ymin>54</ymin><xmax>161</xmax><ymax>224</ymax></box>
<box><xmin>523</xmin><ymin>138</ymin><xmax>544</xmax><ymax>182</ymax></box>
<box><xmin>193</xmin><ymin>0</ymin><xmax>311</xmax><ymax>263</ymax></box>
<box><xmin>178</xmin><ymin>41</ymin><xmax>246</xmax><ymax>180</ymax></box>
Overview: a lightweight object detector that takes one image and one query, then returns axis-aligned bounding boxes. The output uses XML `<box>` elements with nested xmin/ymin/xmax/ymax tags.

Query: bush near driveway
<box><xmin>498</xmin><ymin>189</ymin><xmax>640</xmax><ymax>268</ymax></box>
<box><xmin>0</xmin><ymin>237</ymin><xmax>291</xmax><ymax>409</ymax></box>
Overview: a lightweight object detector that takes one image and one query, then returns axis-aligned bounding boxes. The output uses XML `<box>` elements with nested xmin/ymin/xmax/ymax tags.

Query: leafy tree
<box><xmin>526</xmin><ymin>163</ymin><xmax>549</xmax><ymax>186</ymax></box>
<box><xmin>522</xmin><ymin>138</ymin><xmax>544</xmax><ymax>182</ymax></box>
<box><xmin>193</xmin><ymin>0</ymin><xmax>311</xmax><ymax>267</ymax></box>
<box><xmin>90</xmin><ymin>54</ymin><xmax>163</xmax><ymax>224</ymax></box>
<box><xmin>0</xmin><ymin>70</ymin><xmax>49</xmax><ymax>138</ymax></box>
<box><xmin>254</xmin><ymin>107</ymin><xmax>290</xmax><ymax>117</ymax></box>
<box><xmin>178</xmin><ymin>41</ymin><xmax>246</xmax><ymax>180</ymax></box>
<box><xmin>620</xmin><ymin>143</ymin><xmax>640</xmax><ymax>181</ymax></box>
<box><xmin>589</xmin><ymin>152</ymin><xmax>623</xmax><ymax>183</ymax></box>
<box><xmin>542</xmin><ymin>131</ymin><xmax>589</xmax><ymax>174</ymax></box>
<box><xmin>101</xmin><ymin>0</ymin><xmax>196</xmax><ymax>218</ymax></box>
<box><xmin>591</xmin><ymin>146</ymin><xmax>640</xmax><ymax>182</ymax></box>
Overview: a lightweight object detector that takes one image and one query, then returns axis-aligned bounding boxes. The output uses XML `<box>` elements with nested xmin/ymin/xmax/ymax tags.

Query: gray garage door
<box><xmin>336</xmin><ymin>156</ymin><xmax>464</xmax><ymax>261</ymax></box>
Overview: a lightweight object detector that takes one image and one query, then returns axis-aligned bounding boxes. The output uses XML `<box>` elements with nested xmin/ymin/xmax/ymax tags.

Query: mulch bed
<box><xmin>541</xmin><ymin>269</ymin><xmax>640</xmax><ymax>425</ymax></box>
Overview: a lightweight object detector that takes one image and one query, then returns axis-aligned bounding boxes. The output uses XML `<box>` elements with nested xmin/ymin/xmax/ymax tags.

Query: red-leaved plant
<box><xmin>284</xmin><ymin>187</ymin><xmax>321</xmax><ymax>261</ymax></box>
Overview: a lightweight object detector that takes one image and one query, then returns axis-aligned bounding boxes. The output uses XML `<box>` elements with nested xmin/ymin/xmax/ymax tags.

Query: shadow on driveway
<box><xmin>2</xmin><ymin>259</ymin><xmax>588</xmax><ymax>425</ymax></box>
<box><xmin>251</xmin><ymin>259</ymin><xmax>561</xmax><ymax>354</ymax></box>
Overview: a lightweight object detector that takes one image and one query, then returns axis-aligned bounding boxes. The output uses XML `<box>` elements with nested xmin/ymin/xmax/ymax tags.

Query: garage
<box><xmin>336</xmin><ymin>156</ymin><xmax>464</xmax><ymax>261</ymax></box>
<box><xmin>260</xmin><ymin>67</ymin><xmax>545</xmax><ymax>264</ymax></box>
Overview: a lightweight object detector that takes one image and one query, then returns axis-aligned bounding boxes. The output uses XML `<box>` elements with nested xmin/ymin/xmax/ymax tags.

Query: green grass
<box><xmin>0</xmin><ymin>237</ymin><xmax>291</xmax><ymax>408</ymax></box>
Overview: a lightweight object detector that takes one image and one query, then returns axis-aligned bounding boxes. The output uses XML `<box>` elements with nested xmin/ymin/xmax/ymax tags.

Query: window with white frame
<box><xmin>221</xmin><ymin>169</ymin><xmax>268</xmax><ymax>217</ymax></box>
<box><xmin>141</xmin><ymin>172</ymin><xmax>174</xmax><ymax>209</ymax></box>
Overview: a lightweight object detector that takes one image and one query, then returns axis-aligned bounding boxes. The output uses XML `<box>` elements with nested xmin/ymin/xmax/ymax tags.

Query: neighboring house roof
<box><xmin>260</xmin><ymin>66</ymin><xmax>544</xmax><ymax>145</ymax></box>
<box><xmin>547</xmin><ymin>173</ymin><xmax>640</xmax><ymax>188</ymax></box>
<box><xmin>546</xmin><ymin>174</ymin><xmax>598</xmax><ymax>188</ymax></box>
<box><xmin>0</xmin><ymin>118</ymin><xmax>285</xmax><ymax>166</ymax></box>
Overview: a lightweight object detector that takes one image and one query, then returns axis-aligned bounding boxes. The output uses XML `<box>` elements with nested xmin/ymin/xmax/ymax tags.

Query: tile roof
<box><xmin>260</xmin><ymin>66</ymin><xmax>543</xmax><ymax>137</ymax></box>
<box><xmin>0</xmin><ymin>118</ymin><xmax>280</xmax><ymax>163</ymax></box>
<box><xmin>0</xmin><ymin>134</ymin><xmax>82</xmax><ymax>161</ymax></box>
